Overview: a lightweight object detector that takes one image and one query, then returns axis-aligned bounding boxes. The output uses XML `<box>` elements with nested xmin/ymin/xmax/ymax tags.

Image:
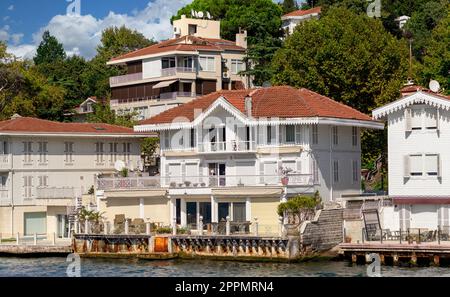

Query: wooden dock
<box><xmin>339</xmin><ymin>243</ymin><xmax>450</xmax><ymax>266</ymax></box>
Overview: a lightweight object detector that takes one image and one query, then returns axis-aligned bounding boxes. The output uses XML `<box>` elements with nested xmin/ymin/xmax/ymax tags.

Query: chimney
<box><xmin>236</xmin><ymin>28</ymin><xmax>247</xmax><ymax>49</ymax></box>
<box><xmin>245</xmin><ymin>96</ymin><xmax>252</xmax><ymax>118</ymax></box>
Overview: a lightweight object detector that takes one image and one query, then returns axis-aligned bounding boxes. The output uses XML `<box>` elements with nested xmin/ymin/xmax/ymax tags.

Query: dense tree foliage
<box><xmin>281</xmin><ymin>0</ymin><xmax>299</xmax><ymax>14</ymax></box>
<box><xmin>33</xmin><ymin>31</ymin><xmax>66</xmax><ymax>65</ymax></box>
<box><xmin>173</xmin><ymin>0</ymin><xmax>283</xmax><ymax>85</ymax></box>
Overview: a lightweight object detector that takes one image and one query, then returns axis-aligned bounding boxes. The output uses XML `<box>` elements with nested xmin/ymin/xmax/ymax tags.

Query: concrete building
<box><xmin>0</xmin><ymin>115</ymin><xmax>148</xmax><ymax>239</ymax></box>
<box><xmin>281</xmin><ymin>6</ymin><xmax>321</xmax><ymax>36</ymax></box>
<box><xmin>107</xmin><ymin>15</ymin><xmax>249</xmax><ymax>121</ymax></box>
<box><xmin>373</xmin><ymin>85</ymin><xmax>450</xmax><ymax>231</ymax></box>
<box><xmin>69</xmin><ymin>97</ymin><xmax>97</xmax><ymax>123</ymax></box>
<box><xmin>96</xmin><ymin>86</ymin><xmax>383</xmax><ymax>234</ymax></box>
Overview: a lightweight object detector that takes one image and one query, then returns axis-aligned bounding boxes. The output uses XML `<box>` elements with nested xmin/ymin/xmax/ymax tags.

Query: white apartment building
<box><xmin>281</xmin><ymin>6</ymin><xmax>321</xmax><ymax>36</ymax></box>
<box><xmin>107</xmin><ymin>15</ymin><xmax>249</xmax><ymax>121</ymax></box>
<box><xmin>97</xmin><ymin>86</ymin><xmax>383</xmax><ymax>233</ymax></box>
<box><xmin>373</xmin><ymin>85</ymin><xmax>450</xmax><ymax>231</ymax></box>
<box><xmin>0</xmin><ymin>115</ymin><xmax>148</xmax><ymax>239</ymax></box>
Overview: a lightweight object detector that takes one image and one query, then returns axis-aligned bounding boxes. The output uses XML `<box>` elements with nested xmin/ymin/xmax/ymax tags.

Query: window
<box><xmin>312</xmin><ymin>125</ymin><xmax>318</xmax><ymax>145</ymax></box>
<box><xmin>64</xmin><ymin>142</ymin><xmax>74</xmax><ymax>163</ymax></box>
<box><xmin>352</xmin><ymin>160</ymin><xmax>359</xmax><ymax>183</ymax></box>
<box><xmin>332</xmin><ymin>126</ymin><xmax>338</xmax><ymax>146</ymax></box>
<box><xmin>38</xmin><ymin>142</ymin><xmax>48</xmax><ymax>163</ymax></box>
<box><xmin>199</xmin><ymin>56</ymin><xmax>215</xmax><ymax>72</ymax></box>
<box><xmin>333</xmin><ymin>160</ymin><xmax>339</xmax><ymax>183</ymax></box>
<box><xmin>38</xmin><ymin>176</ymin><xmax>48</xmax><ymax>187</ymax></box>
<box><xmin>407</xmin><ymin>107</ymin><xmax>438</xmax><ymax>131</ymax></box>
<box><xmin>285</xmin><ymin>125</ymin><xmax>295</xmax><ymax>143</ymax></box>
<box><xmin>409</xmin><ymin>154</ymin><xmax>423</xmax><ymax>176</ymax></box>
<box><xmin>411</xmin><ymin>109</ymin><xmax>423</xmax><ymax>130</ymax></box>
<box><xmin>23</xmin><ymin>176</ymin><xmax>33</xmax><ymax>199</ymax></box>
<box><xmin>190</xmin><ymin>129</ymin><xmax>195</xmax><ymax>148</ymax></box>
<box><xmin>406</xmin><ymin>154</ymin><xmax>440</xmax><ymax>178</ymax></box>
<box><xmin>123</xmin><ymin>143</ymin><xmax>131</xmax><ymax>162</ymax></box>
<box><xmin>188</xmin><ymin>24</ymin><xmax>197</xmax><ymax>35</ymax></box>
<box><xmin>267</xmin><ymin>126</ymin><xmax>272</xmax><ymax>145</ymax></box>
<box><xmin>96</xmin><ymin>142</ymin><xmax>104</xmax><ymax>163</ymax></box>
<box><xmin>425</xmin><ymin>154</ymin><xmax>439</xmax><ymax>176</ymax></box>
<box><xmin>0</xmin><ymin>175</ymin><xmax>7</xmax><ymax>189</ymax></box>
<box><xmin>352</xmin><ymin>127</ymin><xmax>358</xmax><ymax>147</ymax></box>
<box><xmin>424</xmin><ymin>108</ymin><xmax>438</xmax><ymax>129</ymax></box>
<box><xmin>312</xmin><ymin>158</ymin><xmax>319</xmax><ymax>184</ymax></box>
<box><xmin>1</xmin><ymin>141</ymin><xmax>8</xmax><ymax>155</ymax></box>
<box><xmin>231</xmin><ymin>59</ymin><xmax>245</xmax><ymax>74</ymax></box>
<box><xmin>161</xmin><ymin>57</ymin><xmax>176</xmax><ymax>69</ymax></box>
<box><xmin>109</xmin><ymin>143</ymin><xmax>118</xmax><ymax>163</ymax></box>
<box><xmin>183</xmin><ymin>56</ymin><xmax>193</xmax><ymax>69</ymax></box>
<box><xmin>23</xmin><ymin>142</ymin><xmax>33</xmax><ymax>163</ymax></box>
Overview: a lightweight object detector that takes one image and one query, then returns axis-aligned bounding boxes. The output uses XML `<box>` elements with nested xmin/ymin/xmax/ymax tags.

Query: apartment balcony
<box><xmin>97</xmin><ymin>174</ymin><xmax>314</xmax><ymax>191</ymax></box>
<box><xmin>197</xmin><ymin>141</ymin><xmax>256</xmax><ymax>154</ymax></box>
<box><xmin>160</xmin><ymin>67</ymin><xmax>196</xmax><ymax>77</ymax></box>
<box><xmin>109</xmin><ymin>67</ymin><xmax>197</xmax><ymax>87</ymax></box>
<box><xmin>36</xmin><ymin>187</ymin><xmax>76</xmax><ymax>199</ymax></box>
<box><xmin>110</xmin><ymin>92</ymin><xmax>198</xmax><ymax>107</ymax></box>
<box><xmin>0</xmin><ymin>155</ymin><xmax>11</xmax><ymax>171</ymax></box>
<box><xmin>110</xmin><ymin>72</ymin><xmax>143</xmax><ymax>87</ymax></box>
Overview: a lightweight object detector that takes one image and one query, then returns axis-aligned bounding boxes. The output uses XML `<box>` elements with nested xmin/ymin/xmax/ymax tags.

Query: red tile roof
<box><xmin>0</xmin><ymin>116</ymin><xmax>143</xmax><ymax>135</ymax></box>
<box><xmin>401</xmin><ymin>84</ymin><xmax>450</xmax><ymax>100</ymax></box>
<box><xmin>110</xmin><ymin>35</ymin><xmax>245</xmax><ymax>63</ymax></box>
<box><xmin>283</xmin><ymin>6</ymin><xmax>322</xmax><ymax>18</ymax></box>
<box><xmin>140</xmin><ymin>86</ymin><xmax>373</xmax><ymax>125</ymax></box>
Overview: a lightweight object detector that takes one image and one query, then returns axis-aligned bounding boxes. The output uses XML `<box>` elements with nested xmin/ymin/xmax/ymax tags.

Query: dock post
<box><xmin>362</xmin><ymin>228</ymin><xmax>365</xmax><ymax>243</ymax></box>
<box><xmin>199</xmin><ymin>216</ymin><xmax>204</xmax><ymax>236</ymax></box>
<box><xmin>16</xmin><ymin>233</ymin><xmax>19</xmax><ymax>245</ymax></box>
<box><xmin>365</xmin><ymin>253</ymin><xmax>371</xmax><ymax>264</ymax></box>
<box><xmin>52</xmin><ymin>232</ymin><xmax>56</xmax><ymax>246</ymax></box>
<box><xmin>433</xmin><ymin>255</ymin><xmax>440</xmax><ymax>267</ymax></box>
<box><xmin>438</xmin><ymin>226</ymin><xmax>441</xmax><ymax>245</ymax></box>
<box><xmin>410</xmin><ymin>252</ymin><xmax>417</xmax><ymax>266</ymax></box>
<box><xmin>146</xmin><ymin>222</ymin><xmax>151</xmax><ymax>235</ymax></box>
<box><xmin>124</xmin><ymin>220</ymin><xmax>129</xmax><ymax>235</ymax></box>
<box><xmin>254</xmin><ymin>218</ymin><xmax>259</xmax><ymax>237</ymax></box>
<box><xmin>380</xmin><ymin>254</ymin><xmax>385</xmax><ymax>265</ymax></box>
<box><xmin>393</xmin><ymin>253</ymin><xmax>399</xmax><ymax>266</ymax></box>
<box><xmin>351</xmin><ymin>253</ymin><xmax>357</xmax><ymax>263</ymax></box>
<box><xmin>226</xmin><ymin>216</ymin><xmax>231</xmax><ymax>236</ymax></box>
<box><xmin>172</xmin><ymin>218</ymin><xmax>177</xmax><ymax>236</ymax></box>
<box><xmin>33</xmin><ymin>233</ymin><xmax>37</xmax><ymax>246</ymax></box>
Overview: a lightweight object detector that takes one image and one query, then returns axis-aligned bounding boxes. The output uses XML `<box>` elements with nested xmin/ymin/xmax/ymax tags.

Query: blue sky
<box><xmin>0</xmin><ymin>0</ymin><xmax>192</xmax><ymax>59</ymax></box>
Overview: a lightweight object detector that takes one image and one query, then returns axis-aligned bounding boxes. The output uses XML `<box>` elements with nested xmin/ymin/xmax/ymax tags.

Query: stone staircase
<box><xmin>300</xmin><ymin>208</ymin><xmax>344</xmax><ymax>252</ymax></box>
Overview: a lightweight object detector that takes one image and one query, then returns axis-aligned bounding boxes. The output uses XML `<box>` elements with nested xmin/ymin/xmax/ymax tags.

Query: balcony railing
<box><xmin>161</xmin><ymin>67</ymin><xmax>196</xmax><ymax>77</ymax></box>
<box><xmin>36</xmin><ymin>187</ymin><xmax>76</xmax><ymax>199</ymax></box>
<box><xmin>109</xmin><ymin>72</ymin><xmax>143</xmax><ymax>87</ymax></box>
<box><xmin>198</xmin><ymin>141</ymin><xmax>256</xmax><ymax>153</ymax></box>
<box><xmin>0</xmin><ymin>154</ymin><xmax>11</xmax><ymax>170</ymax></box>
<box><xmin>97</xmin><ymin>174</ymin><xmax>314</xmax><ymax>191</ymax></box>
<box><xmin>110</xmin><ymin>92</ymin><xmax>198</xmax><ymax>106</ymax></box>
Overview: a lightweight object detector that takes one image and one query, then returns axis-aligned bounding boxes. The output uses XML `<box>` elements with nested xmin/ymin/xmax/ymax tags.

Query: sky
<box><xmin>0</xmin><ymin>0</ymin><xmax>193</xmax><ymax>59</ymax></box>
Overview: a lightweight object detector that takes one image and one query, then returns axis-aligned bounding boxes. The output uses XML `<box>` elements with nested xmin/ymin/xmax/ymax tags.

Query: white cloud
<box><xmin>11</xmin><ymin>33</ymin><xmax>24</xmax><ymax>45</ymax></box>
<box><xmin>8</xmin><ymin>44</ymin><xmax>36</xmax><ymax>59</ymax></box>
<box><xmin>0</xmin><ymin>25</ymin><xmax>10</xmax><ymax>42</ymax></box>
<box><xmin>8</xmin><ymin>5</ymin><xmax>14</xmax><ymax>11</ymax></box>
<box><xmin>8</xmin><ymin>0</ymin><xmax>190</xmax><ymax>60</ymax></box>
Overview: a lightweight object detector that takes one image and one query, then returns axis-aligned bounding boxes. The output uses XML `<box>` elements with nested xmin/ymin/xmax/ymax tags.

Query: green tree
<box><xmin>281</xmin><ymin>0</ymin><xmax>299</xmax><ymax>14</ymax></box>
<box><xmin>173</xmin><ymin>0</ymin><xmax>283</xmax><ymax>85</ymax></box>
<box><xmin>82</xmin><ymin>26</ymin><xmax>155</xmax><ymax>100</ymax></box>
<box><xmin>87</xmin><ymin>104</ymin><xmax>137</xmax><ymax>128</ymax></box>
<box><xmin>141</xmin><ymin>137</ymin><xmax>160</xmax><ymax>168</ymax></box>
<box><xmin>33</xmin><ymin>31</ymin><xmax>66</xmax><ymax>65</ymax></box>
<box><xmin>271</xmin><ymin>7</ymin><xmax>408</xmax><ymax>166</ymax></box>
<box><xmin>419</xmin><ymin>9</ymin><xmax>450</xmax><ymax>95</ymax></box>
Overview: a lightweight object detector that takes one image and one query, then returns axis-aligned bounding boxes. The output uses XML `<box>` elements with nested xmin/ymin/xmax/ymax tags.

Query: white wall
<box><xmin>143</xmin><ymin>57</ymin><xmax>162</xmax><ymax>79</ymax></box>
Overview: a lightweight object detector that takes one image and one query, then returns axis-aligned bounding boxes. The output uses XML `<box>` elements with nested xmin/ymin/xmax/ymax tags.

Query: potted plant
<box><xmin>277</xmin><ymin>194</ymin><xmax>321</xmax><ymax>236</ymax></box>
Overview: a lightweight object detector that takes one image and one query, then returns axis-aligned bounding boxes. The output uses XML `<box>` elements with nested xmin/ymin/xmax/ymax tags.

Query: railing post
<box><xmin>399</xmin><ymin>228</ymin><xmax>402</xmax><ymax>244</ymax></box>
<box><xmin>85</xmin><ymin>220</ymin><xmax>90</xmax><ymax>235</ymax></box>
<box><xmin>33</xmin><ymin>233</ymin><xmax>37</xmax><ymax>246</ymax></box>
<box><xmin>124</xmin><ymin>220</ymin><xmax>129</xmax><ymax>235</ymax></box>
<box><xmin>146</xmin><ymin>222</ymin><xmax>151</xmax><ymax>235</ymax></box>
<box><xmin>52</xmin><ymin>233</ymin><xmax>56</xmax><ymax>246</ymax></box>
<box><xmin>438</xmin><ymin>226</ymin><xmax>441</xmax><ymax>245</ymax></box>
<box><xmin>362</xmin><ymin>228</ymin><xmax>365</xmax><ymax>244</ymax></box>
<box><xmin>418</xmin><ymin>229</ymin><xmax>421</xmax><ymax>244</ymax></box>
<box><xmin>104</xmin><ymin>221</ymin><xmax>108</xmax><ymax>235</ymax></box>
<box><xmin>199</xmin><ymin>216</ymin><xmax>204</xmax><ymax>236</ymax></box>
<box><xmin>407</xmin><ymin>228</ymin><xmax>410</xmax><ymax>244</ymax></box>
<box><xmin>254</xmin><ymin>218</ymin><xmax>259</xmax><ymax>237</ymax></box>
<box><xmin>279</xmin><ymin>216</ymin><xmax>284</xmax><ymax>237</ymax></box>
<box><xmin>380</xmin><ymin>229</ymin><xmax>383</xmax><ymax>244</ymax></box>
<box><xmin>172</xmin><ymin>218</ymin><xmax>177</xmax><ymax>236</ymax></box>
<box><xmin>16</xmin><ymin>233</ymin><xmax>19</xmax><ymax>245</ymax></box>
<box><xmin>226</xmin><ymin>216</ymin><xmax>231</xmax><ymax>236</ymax></box>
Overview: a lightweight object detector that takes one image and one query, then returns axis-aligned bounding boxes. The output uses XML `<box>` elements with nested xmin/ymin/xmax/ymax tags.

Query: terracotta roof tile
<box><xmin>283</xmin><ymin>6</ymin><xmax>322</xmax><ymax>18</ymax></box>
<box><xmin>0</xmin><ymin>117</ymin><xmax>144</xmax><ymax>135</ymax></box>
<box><xmin>140</xmin><ymin>86</ymin><xmax>373</xmax><ymax>125</ymax></box>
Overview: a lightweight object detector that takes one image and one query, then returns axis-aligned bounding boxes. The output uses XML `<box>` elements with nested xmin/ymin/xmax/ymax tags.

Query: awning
<box><xmin>105</xmin><ymin>190</ymin><xmax>167</xmax><ymax>198</ymax></box>
<box><xmin>393</xmin><ymin>197</ymin><xmax>450</xmax><ymax>205</ymax></box>
<box><xmin>212</xmin><ymin>187</ymin><xmax>283</xmax><ymax>197</ymax></box>
<box><xmin>153</xmin><ymin>80</ymin><xmax>177</xmax><ymax>89</ymax></box>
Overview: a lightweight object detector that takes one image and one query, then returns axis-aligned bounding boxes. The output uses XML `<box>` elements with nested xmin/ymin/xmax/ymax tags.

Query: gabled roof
<box><xmin>0</xmin><ymin>116</ymin><xmax>149</xmax><ymax>137</ymax></box>
<box><xmin>137</xmin><ymin>86</ymin><xmax>379</xmax><ymax>129</ymax></box>
<box><xmin>373</xmin><ymin>89</ymin><xmax>450</xmax><ymax>120</ymax></box>
<box><xmin>109</xmin><ymin>35</ymin><xmax>246</xmax><ymax>65</ymax></box>
<box><xmin>282</xmin><ymin>6</ymin><xmax>322</xmax><ymax>19</ymax></box>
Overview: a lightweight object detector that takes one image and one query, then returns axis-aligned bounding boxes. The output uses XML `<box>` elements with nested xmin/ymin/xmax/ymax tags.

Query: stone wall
<box><xmin>300</xmin><ymin>208</ymin><xmax>344</xmax><ymax>253</ymax></box>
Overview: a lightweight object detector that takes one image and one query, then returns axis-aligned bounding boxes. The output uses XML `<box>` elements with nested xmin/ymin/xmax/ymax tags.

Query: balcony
<box><xmin>36</xmin><ymin>187</ymin><xmax>76</xmax><ymax>199</ymax></box>
<box><xmin>0</xmin><ymin>155</ymin><xmax>11</xmax><ymax>171</ymax></box>
<box><xmin>109</xmin><ymin>72</ymin><xmax>143</xmax><ymax>87</ymax></box>
<box><xmin>197</xmin><ymin>141</ymin><xmax>256</xmax><ymax>153</ymax></box>
<box><xmin>161</xmin><ymin>67</ymin><xmax>196</xmax><ymax>77</ymax></box>
<box><xmin>110</xmin><ymin>92</ymin><xmax>198</xmax><ymax>106</ymax></box>
<box><xmin>97</xmin><ymin>174</ymin><xmax>314</xmax><ymax>191</ymax></box>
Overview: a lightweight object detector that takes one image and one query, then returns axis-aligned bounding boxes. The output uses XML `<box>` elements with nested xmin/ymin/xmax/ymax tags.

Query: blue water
<box><xmin>1</xmin><ymin>257</ymin><xmax>450</xmax><ymax>277</ymax></box>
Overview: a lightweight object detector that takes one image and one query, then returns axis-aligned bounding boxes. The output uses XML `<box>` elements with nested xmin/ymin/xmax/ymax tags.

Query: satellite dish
<box><xmin>191</xmin><ymin>9</ymin><xmax>196</xmax><ymax>17</ymax></box>
<box><xmin>197</xmin><ymin>11</ymin><xmax>204</xmax><ymax>18</ymax></box>
<box><xmin>429</xmin><ymin>80</ymin><xmax>440</xmax><ymax>93</ymax></box>
<box><xmin>114</xmin><ymin>160</ymin><xmax>126</xmax><ymax>172</ymax></box>
<box><xmin>206</xmin><ymin>11</ymin><xmax>212</xmax><ymax>19</ymax></box>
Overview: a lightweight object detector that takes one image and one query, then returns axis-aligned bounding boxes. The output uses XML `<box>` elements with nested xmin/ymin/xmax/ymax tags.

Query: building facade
<box><xmin>0</xmin><ymin>116</ymin><xmax>147</xmax><ymax>239</ymax></box>
<box><xmin>107</xmin><ymin>15</ymin><xmax>249</xmax><ymax>121</ymax></box>
<box><xmin>97</xmin><ymin>86</ymin><xmax>383</xmax><ymax>234</ymax></box>
<box><xmin>281</xmin><ymin>7</ymin><xmax>321</xmax><ymax>36</ymax></box>
<box><xmin>373</xmin><ymin>85</ymin><xmax>450</xmax><ymax>231</ymax></box>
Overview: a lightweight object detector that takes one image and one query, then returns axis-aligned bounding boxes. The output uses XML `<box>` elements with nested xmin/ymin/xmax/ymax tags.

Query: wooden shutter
<box><xmin>295</xmin><ymin>125</ymin><xmax>302</xmax><ymax>144</ymax></box>
<box><xmin>404</xmin><ymin>155</ymin><xmax>410</xmax><ymax>178</ymax></box>
<box><xmin>405</xmin><ymin>108</ymin><xmax>412</xmax><ymax>132</ymax></box>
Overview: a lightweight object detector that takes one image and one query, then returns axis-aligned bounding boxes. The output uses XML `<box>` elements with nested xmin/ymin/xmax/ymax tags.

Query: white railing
<box><xmin>36</xmin><ymin>187</ymin><xmax>75</xmax><ymax>199</ymax></box>
<box><xmin>159</xmin><ymin>91</ymin><xmax>197</xmax><ymax>100</ymax></box>
<box><xmin>161</xmin><ymin>67</ymin><xmax>196</xmax><ymax>77</ymax></box>
<box><xmin>109</xmin><ymin>72</ymin><xmax>143</xmax><ymax>87</ymax></box>
<box><xmin>0</xmin><ymin>154</ymin><xmax>11</xmax><ymax>169</ymax></box>
<box><xmin>97</xmin><ymin>174</ymin><xmax>314</xmax><ymax>191</ymax></box>
<box><xmin>198</xmin><ymin>141</ymin><xmax>256</xmax><ymax>153</ymax></box>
